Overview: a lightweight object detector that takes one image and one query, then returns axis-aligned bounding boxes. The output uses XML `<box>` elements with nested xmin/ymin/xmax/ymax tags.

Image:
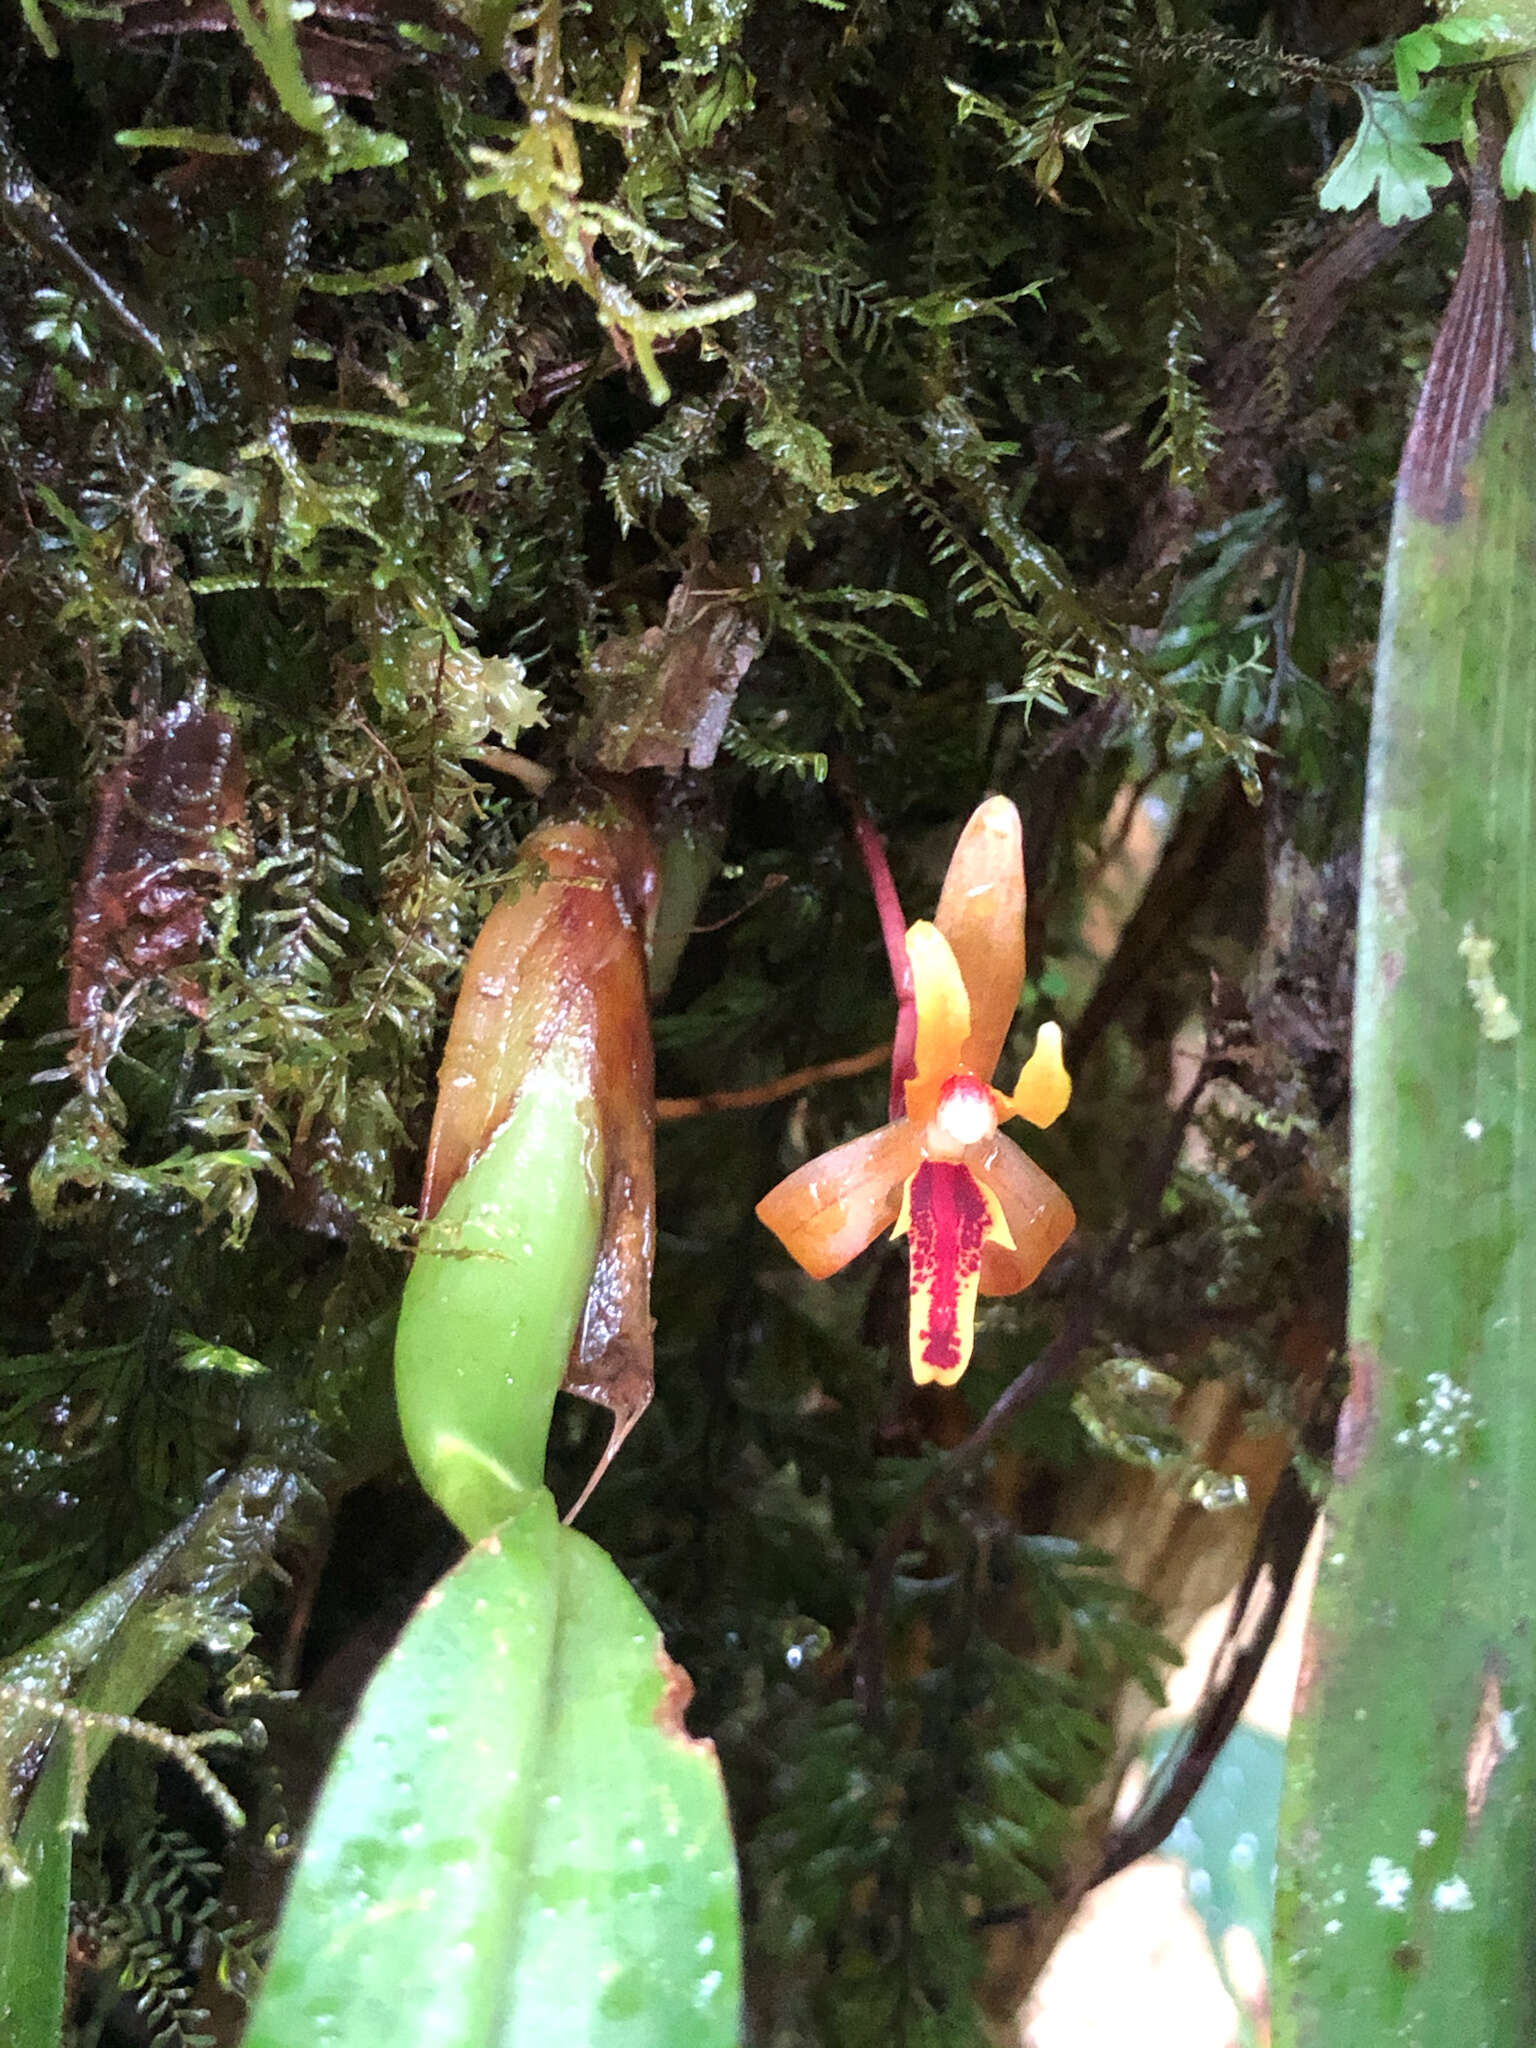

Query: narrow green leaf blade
<box><xmin>0</xmin><ymin>1463</ymin><xmax>302</xmax><ymax>2044</ymax></box>
<box><xmin>245</xmin><ymin>1492</ymin><xmax>740</xmax><ymax>2048</ymax></box>
<box><xmin>1274</xmin><ymin>178</ymin><xmax>1536</xmax><ymax>2041</ymax></box>
<box><xmin>0</xmin><ymin>1765</ymin><xmax>71</xmax><ymax>2048</ymax></box>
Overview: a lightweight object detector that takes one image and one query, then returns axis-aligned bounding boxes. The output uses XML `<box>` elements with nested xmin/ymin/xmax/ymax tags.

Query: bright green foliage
<box><xmin>246</xmin><ymin>1494</ymin><xmax>740</xmax><ymax>2048</ymax></box>
<box><xmin>261</xmin><ymin>863</ymin><xmax>741</xmax><ymax>2043</ymax></box>
<box><xmin>1322</xmin><ymin>12</ymin><xmax>1536</xmax><ymax>218</ymax></box>
<box><xmin>1158</xmin><ymin>1721</ymin><xmax>1284</xmax><ymax>2008</ymax></box>
<box><xmin>0</xmin><ymin>0</ymin><xmax>1438</xmax><ymax>2037</ymax></box>
<box><xmin>1319</xmin><ymin>85</ymin><xmax>1463</xmax><ymax>226</ymax></box>
<box><xmin>394</xmin><ymin>1050</ymin><xmax>605</xmax><ymax>1543</ymax></box>
<box><xmin>1500</xmin><ymin>89</ymin><xmax>1536</xmax><ymax>196</ymax></box>
<box><xmin>1392</xmin><ymin>16</ymin><xmax>1493</xmax><ymax>103</ymax></box>
<box><xmin>1273</xmin><ymin>194</ymin><xmax>1536</xmax><ymax>2048</ymax></box>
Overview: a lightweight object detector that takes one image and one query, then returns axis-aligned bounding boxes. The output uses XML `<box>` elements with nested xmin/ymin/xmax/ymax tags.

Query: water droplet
<box><xmin>1187</xmin><ymin>1468</ymin><xmax>1248</xmax><ymax>1512</ymax></box>
<box><xmin>781</xmin><ymin>1617</ymin><xmax>831</xmax><ymax>1669</ymax></box>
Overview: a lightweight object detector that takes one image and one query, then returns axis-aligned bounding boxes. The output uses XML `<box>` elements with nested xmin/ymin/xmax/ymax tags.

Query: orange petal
<box><xmin>897</xmin><ymin>1159</ymin><xmax>1011</xmax><ymax>1386</ymax></box>
<box><xmin>756</xmin><ymin>1120</ymin><xmax>923</xmax><ymax>1281</ymax></box>
<box><xmin>902</xmin><ymin>921</ymin><xmax>972</xmax><ymax>1126</ymax></box>
<box><xmin>970</xmin><ymin>1131</ymin><xmax>1075</xmax><ymax>1296</ymax></box>
<box><xmin>934</xmin><ymin>795</ymin><xmax>1027</xmax><ymax>1085</ymax></box>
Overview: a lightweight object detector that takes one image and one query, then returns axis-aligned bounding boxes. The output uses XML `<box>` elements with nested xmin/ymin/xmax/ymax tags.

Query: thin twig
<box><xmin>690</xmin><ymin>871</ymin><xmax>788</xmax><ymax>935</ymax></box>
<box><xmin>656</xmin><ymin>1042</ymin><xmax>892</xmax><ymax>1120</ymax></box>
<box><xmin>474</xmin><ymin>745</ymin><xmax>554</xmax><ymax>795</ymax></box>
<box><xmin>855</xmin><ymin>1058</ymin><xmax>1211</xmax><ymax>1726</ymax></box>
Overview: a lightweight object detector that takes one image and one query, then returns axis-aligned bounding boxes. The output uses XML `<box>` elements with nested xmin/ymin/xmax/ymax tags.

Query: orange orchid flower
<box><xmin>756</xmin><ymin>796</ymin><xmax>1074</xmax><ymax>1387</ymax></box>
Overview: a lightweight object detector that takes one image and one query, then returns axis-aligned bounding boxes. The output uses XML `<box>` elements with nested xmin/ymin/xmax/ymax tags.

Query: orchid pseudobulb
<box><xmin>395</xmin><ymin>805</ymin><xmax>659</xmax><ymax>1539</ymax></box>
<box><xmin>756</xmin><ymin>796</ymin><xmax>1073</xmax><ymax>1386</ymax></box>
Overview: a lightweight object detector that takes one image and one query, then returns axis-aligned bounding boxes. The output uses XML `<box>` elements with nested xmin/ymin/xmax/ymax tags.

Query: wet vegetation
<box><xmin>0</xmin><ymin>0</ymin><xmax>1477</xmax><ymax>2040</ymax></box>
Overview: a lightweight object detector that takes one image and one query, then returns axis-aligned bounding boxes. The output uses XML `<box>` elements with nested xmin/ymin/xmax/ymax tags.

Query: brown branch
<box><xmin>855</xmin><ymin>1058</ymin><xmax>1211</xmax><ymax>1727</ymax></box>
<box><xmin>1065</xmin><ymin>774</ymin><xmax>1255</xmax><ymax>1073</ymax></box>
<box><xmin>656</xmin><ymin>1042</ymin><xmax>891</xmax><ymax>1120</ymax></box>
<box><xmin>1401</xmin><ymin>118</ymin><xmax>1511</xmax><ymax>522</ymax></box>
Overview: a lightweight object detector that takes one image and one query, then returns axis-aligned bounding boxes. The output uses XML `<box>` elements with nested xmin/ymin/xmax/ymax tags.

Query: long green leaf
<box><xmin>1273</xmin><ymin>167</ymin><xmax>1536</xmax><ymax>2039</ymax></box>
<box><xmin>244</xmin><ymin>1491</ymin><xmax>740</xmax><ymax>2048</ymax></box>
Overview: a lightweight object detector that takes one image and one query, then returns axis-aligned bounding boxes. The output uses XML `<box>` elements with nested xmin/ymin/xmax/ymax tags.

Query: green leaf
<box><xmin>1435</xmin><ymin>12</ymin><xmax>1501</xmax><ymax>40</ymax></box>
<box><xmin>895</xmin><ymin>281</ymin><xmax>1047</xmax><ymax>329</ymax></box>
<box><xmin>173</xmin><ymin>1330</ymin><xmax>268</xmax><ymax>1376</ymax></box>
<box><xmin>0</xmin><ymin>1759</ymin><xmax>71</xmax><ymax>2048</ymax></box>
<box><xmin>1395</xmin><ymin>12</ymin><xmax>1500</xmax><ymax>98</ymax></box>
<box><xmin>746</xmin><ymin>408</ymin><xmax>861</xmax><ymax>511</ymax></box>
<box><xmin>1157</xmin><ymin>1722</ymin><xmax>1286</xmax><ymax>1972</ymax></box>
<box><xmin>1502</xmin><ymin>91</ymin><xmax>1536</xmax><ymax>196</ymax></box>
<box><xmin>1320</xmin><ymin>85</ymin><xmax>1462</xmax><ymax>225</ymax></box>
<box><xmin>1274</xmin><ymin>181</ymin><xmax>1536</xmax><ymax>2043</ymax></box>
<box><xmin>1395</xmin><ymin>26</ymin><xmax>1445</xmax><ymax>100</ymax></box>
<box><xmin>394</xmin><ymin>1039</ymin><xmax>605</xmax><ymax>1545</ymax></box>
<box><xmin>286</xmin><ymin>872</ymin><xmax>745</xmax><ymax>2045</ymax></box>
<box><xmin>243</xmin><ymin>1491</ymin><xmax>741</xmax><ymax>2048</ymax></box>
<box><xmin>658</xmin><ymin>0</ymin><xmax>750</xmax><ymax>72</ymax></box>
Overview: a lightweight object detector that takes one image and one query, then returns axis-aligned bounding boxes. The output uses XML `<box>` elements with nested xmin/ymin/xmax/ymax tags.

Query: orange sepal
<box><xmin>933</xmin><ymin>795</ymin><xmax>1027</xmax><ymax>1085</ymax></box>
<box><xmin>970</xmin><ymin>1131</ymin><xmax>1075</xmax><ymax>1297</ymax></box>
<box><xmin>901</xmin><ymin>920</ymin><xmax>973</xmax><ymax>1126</ymax></box>
<box><xmin>756</xmin><ymin>1119</ymin><xmax>923</xmax><ymax>1281</ymax></box>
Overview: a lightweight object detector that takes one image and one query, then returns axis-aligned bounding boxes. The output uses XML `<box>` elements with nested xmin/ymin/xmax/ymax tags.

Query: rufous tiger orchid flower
<box><xmin>756</xmin><ymin>796</ymin><xmax>1074</xmax><ymax>1387</ymax></box>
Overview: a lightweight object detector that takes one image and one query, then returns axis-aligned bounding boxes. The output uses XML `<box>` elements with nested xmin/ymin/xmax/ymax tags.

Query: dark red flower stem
<box><xmin>840</xmin><ymin>788</ymin><xmax>915</xmax><ymax>1119</ymax></box>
